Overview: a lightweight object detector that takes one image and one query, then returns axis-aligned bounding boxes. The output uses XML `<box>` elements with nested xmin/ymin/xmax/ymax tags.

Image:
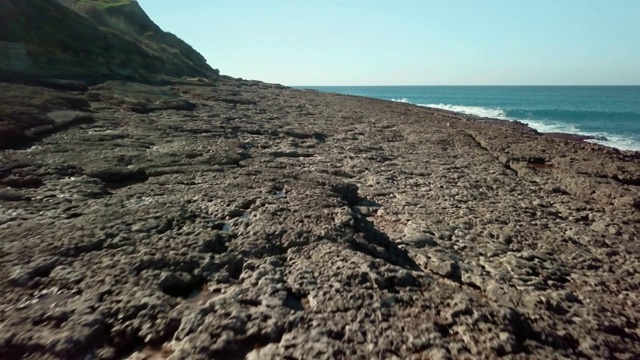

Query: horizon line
<box><xmin>289</xmin><ymin>84</ymin><xmax>640</xmax><ymax>87</ymax></box>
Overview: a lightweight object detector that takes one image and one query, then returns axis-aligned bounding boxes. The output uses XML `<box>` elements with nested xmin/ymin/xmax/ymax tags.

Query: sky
<box><xmin>138</xmin><ymin>0</ymin><xmax>640</xmax><ymax>86</ymax></box>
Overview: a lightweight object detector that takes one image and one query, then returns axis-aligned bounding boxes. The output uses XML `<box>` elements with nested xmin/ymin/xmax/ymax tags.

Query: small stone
<box><xmin>562</xmin><ymin>291</ymin><xmax>582</xmax><ymax>303</ymax></box>
<box><xmin>497</xmin><ymin>331</ymin><xmax>517</xmax><ymax>355</ymax></box>
<box><xmin>403</xmin><ymin>233</ymin><xmax>439</xmax><ymax>248</ymax></box>
<box><xmin>428</xmin><ymin>347</ymin><xmax>451</xmax><ymax>360</ymax></box>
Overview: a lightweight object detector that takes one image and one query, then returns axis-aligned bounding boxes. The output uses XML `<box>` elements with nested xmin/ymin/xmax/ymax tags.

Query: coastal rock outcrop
<box><xmin>1</xmin><ymin>77</ymin><xmax>639</xmax><ymax>359</ymax></box>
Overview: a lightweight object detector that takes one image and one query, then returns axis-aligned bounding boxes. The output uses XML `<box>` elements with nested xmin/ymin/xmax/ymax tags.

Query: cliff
<box><xmin>0</xmin><ymin>0</ymin><xmax>218</xmax><ymax>84</ymax></box>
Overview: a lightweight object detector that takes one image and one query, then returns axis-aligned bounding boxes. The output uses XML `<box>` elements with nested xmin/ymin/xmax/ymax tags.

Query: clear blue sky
<box><xmin>138</xmin><ymin>0</ymin><xmax>640</xmax><ymax>86</ymax></box>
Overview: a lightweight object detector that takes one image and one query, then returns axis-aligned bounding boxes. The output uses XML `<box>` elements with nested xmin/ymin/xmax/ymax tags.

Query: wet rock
<box><xmin>402</xmin><ymin>233</ymin><xmax>439</xmax><ymax>248</ymax></box>
<box><xmin>0</xmin><ymin>84</ymin><xmax>93</xmax><ymax>148</ymax></box>
<box><xmin>85</xmin><ymin>166</ymin><xmax>148</xmax><ymax>184</ymax></box>
<box><xmin>36</xmin><ymin>78</ymin><xmax>89</xmax><ymax>92</ymax></box>
<box><xmin>58</xmin><ymin>176</ymin><xmax>109</xmax><ymax>198</ymax></box>
<box><xmin>0</xmin><ymin>188</ymin><xmax>29</xmax><ymax>201</ymax></box>
<box><xmin>268</xmin><ymin>150</ymin><xmax>314</xmax><ymax>158</ymax></box>
<box><xmin>0</xmin><ymin>174</ymin><xmax>43</xmax><ymax>188</ymax></box>
<box><xmin>127</xmin><ymin>98</ymin><xmax>196</xmax><ymax>114</ymax></box>
<box><xmin>44</xmin><ymin>110</ymin><xmax>94</xmax><ymax>129</ymax></box>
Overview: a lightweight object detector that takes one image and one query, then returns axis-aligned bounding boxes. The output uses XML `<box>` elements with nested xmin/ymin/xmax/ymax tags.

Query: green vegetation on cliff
<box><xmin>74</xmin><ymin>0</ymin><xmax>133</xmax><ymax>9</ymax></box>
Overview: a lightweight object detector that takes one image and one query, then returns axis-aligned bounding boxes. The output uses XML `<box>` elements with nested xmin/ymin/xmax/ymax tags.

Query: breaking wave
<box><xmin>398</xmin><ymin>102</ymin><xmax>640</xmax><ymax>151</ymax></box>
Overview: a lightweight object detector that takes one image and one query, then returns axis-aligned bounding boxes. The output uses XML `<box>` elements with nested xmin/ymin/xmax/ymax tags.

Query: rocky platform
<box><xmin>1</xmin><ymin>77</ymin><xmax>639</xmax><ymax>359</ymax></box>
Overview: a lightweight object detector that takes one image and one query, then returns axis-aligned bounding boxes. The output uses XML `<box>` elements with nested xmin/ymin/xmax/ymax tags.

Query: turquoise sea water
<box><xmin>300</xmin><ymin>86</ymin><xmax>640</xmax><ymax>151</ymax></box>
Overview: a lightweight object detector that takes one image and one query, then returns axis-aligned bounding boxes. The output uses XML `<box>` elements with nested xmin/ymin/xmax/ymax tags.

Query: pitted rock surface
<box><xmin>1</xmin><ymin>77</ymin><xmax>639</xmax><ymax>359</ymax></box>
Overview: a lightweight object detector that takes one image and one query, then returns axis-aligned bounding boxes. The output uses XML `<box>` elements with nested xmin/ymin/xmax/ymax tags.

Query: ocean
<box><xmin>299</xmin><ymin>86</ymin><xmax>640</xmax><ymax>151</ymax></box>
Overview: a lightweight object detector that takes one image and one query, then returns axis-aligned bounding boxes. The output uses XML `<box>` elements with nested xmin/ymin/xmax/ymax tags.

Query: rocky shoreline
<box><xmin>542</xmin><ymin>132</ymin><xmax>609</xmax><ymax>144</ymax></box>
<box><xmin>1</xmin><ymin>77</ymin><xmax>639</xmax><ymax>359</ymax></box>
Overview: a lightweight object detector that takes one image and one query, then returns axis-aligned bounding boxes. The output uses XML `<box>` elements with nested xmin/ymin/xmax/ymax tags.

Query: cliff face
<box><xmin>0</xmin><ymin>0</ymin><xmax>218</xmax><ymax>83</ymax></box>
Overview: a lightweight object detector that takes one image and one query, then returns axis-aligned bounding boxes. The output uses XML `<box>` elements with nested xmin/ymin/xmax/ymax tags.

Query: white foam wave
<box><xmin>509</xmin><ymin>120</ymin><xmax>640</xmax><ymax>151</ymax></box>
<box><xmin>586</xmin><ymin>134</ymin><xmax>640</xmax><ymax>151</ymax></box>
<box><xmin>392</xmin><ymin>98</ymin><xmax>410</xmax><ymax>103</ymax></box>
<box><xmin>403</xmin><ymin>102</ymin><xmax>640</xmax><ymax>151</ymax></box>
<box><xmin>419</xmin><ymin>103</ymin><xmax>508</xmax><ymax>119</ymax></box>
<box><xmin>518</xmin><ymin>119</ymin><xmax>581</xmax><ymax>134</ymax></box>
